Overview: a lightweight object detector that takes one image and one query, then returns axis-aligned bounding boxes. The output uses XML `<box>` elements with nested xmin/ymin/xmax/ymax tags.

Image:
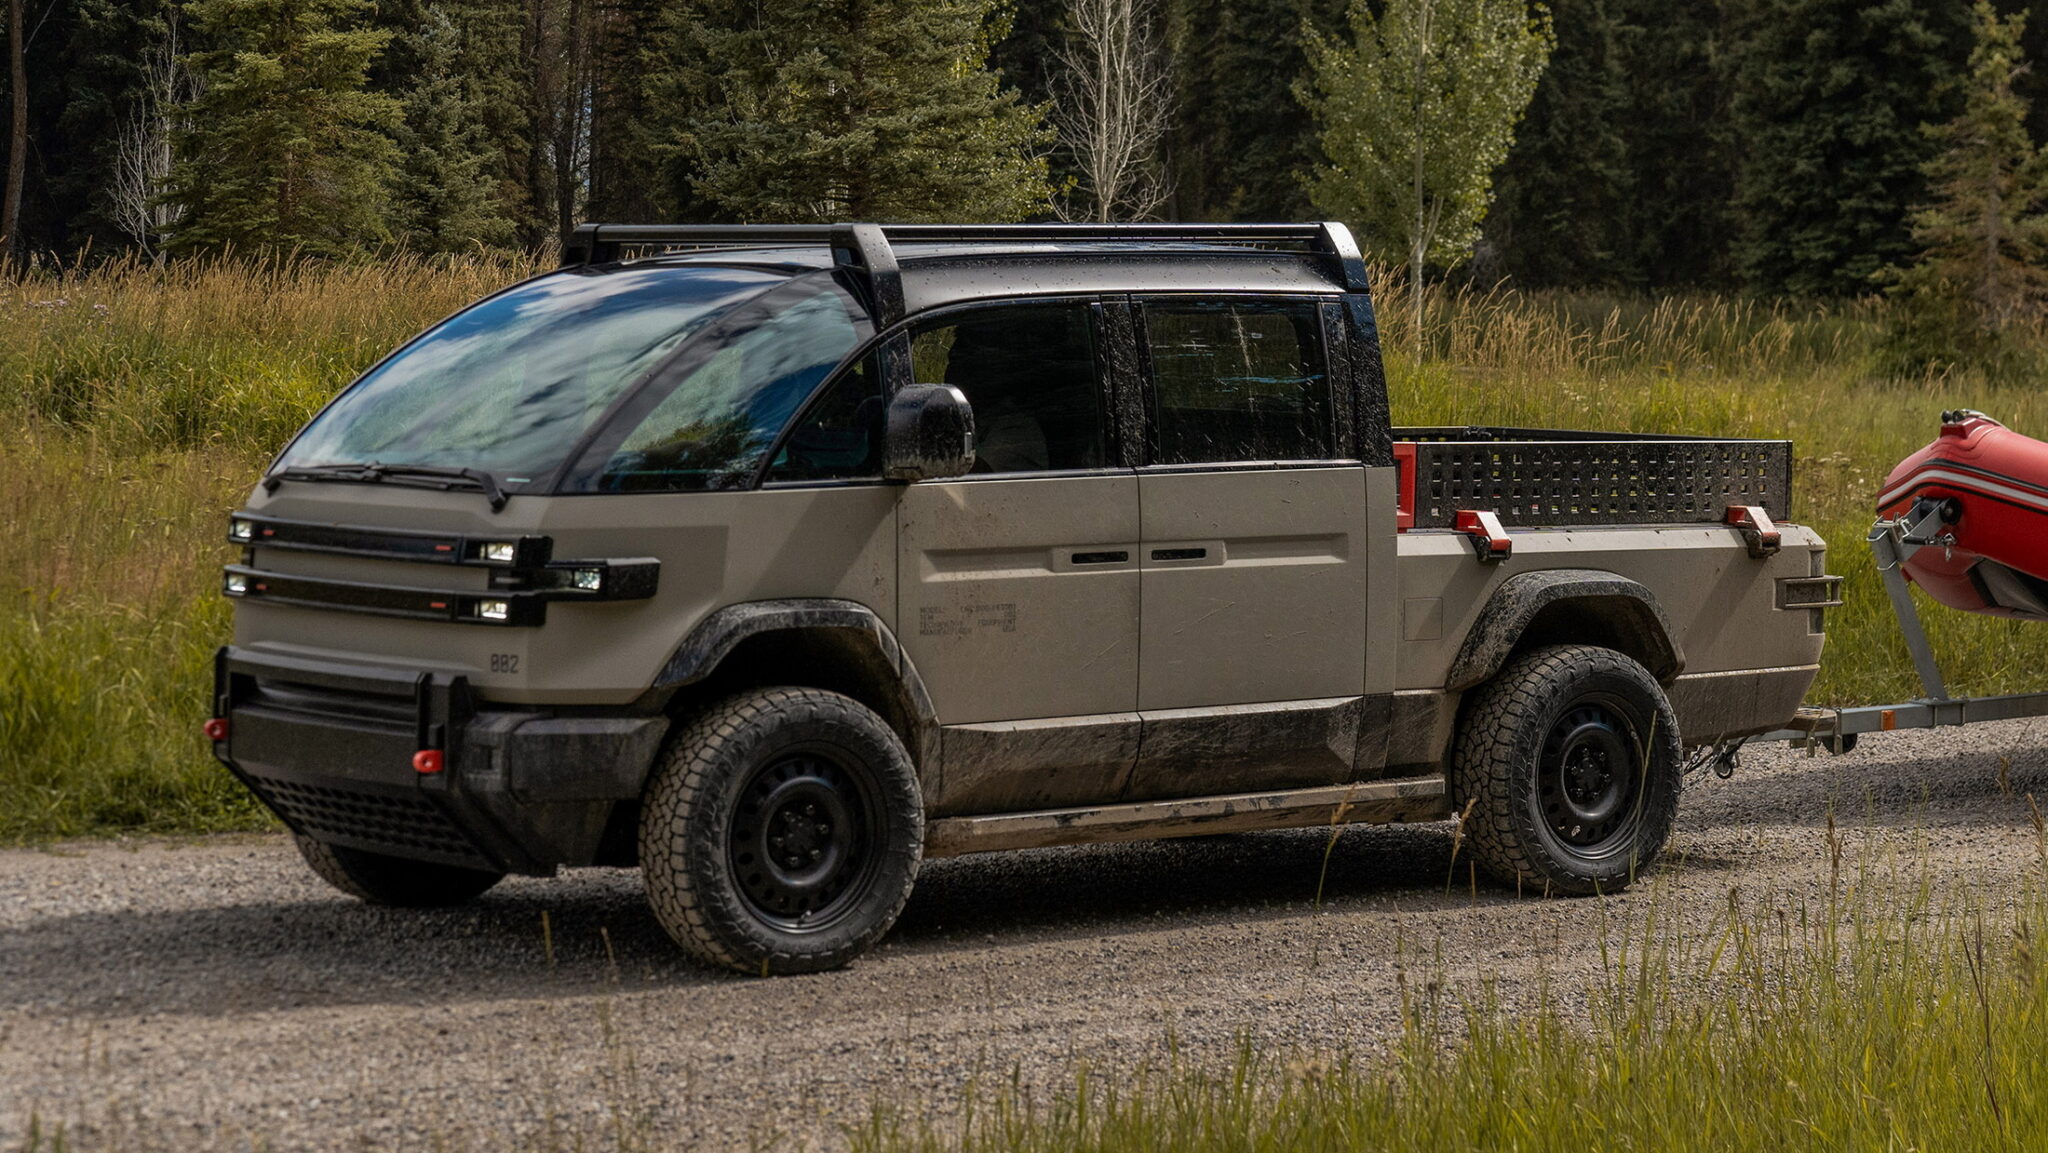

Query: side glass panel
<box><xmin>1144</xmin><ymin>300</ymin><xmax>1334</xmax><ymax>464</ymax></box>
<box><xmin>594</xmin><ymin>287</ymin><xmax>863</xmax><ymax>492</ymax></box>
<box><xmin>764</xmin><ymin>354</ymin><xmax>885</xmax><ymax>482</ymax></box>
<box><xmin>909</xmin><ymin>303</ymin><xmax>1107</xmax><ymax>474</ymax></box>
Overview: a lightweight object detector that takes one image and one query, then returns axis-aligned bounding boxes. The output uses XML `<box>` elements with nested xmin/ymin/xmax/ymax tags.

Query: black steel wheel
<box><xmin>1535</xmin><ymin>699</ymin><xmax>1645</xmax><ymax>860</ymax></box>
<box><xmin>1453</xmin><ymin>644</ymin><xmax>1681</xmax><ymax>895</ymax></box>
<box><xmin>640</xmin><ymin>688</ymin><xmax>923</xmax><ymax>975</ymax></box>
<box><xmin>728</xmin><ymin>750</ymin><xmax>884</xmax><ymax>932</ymax></box>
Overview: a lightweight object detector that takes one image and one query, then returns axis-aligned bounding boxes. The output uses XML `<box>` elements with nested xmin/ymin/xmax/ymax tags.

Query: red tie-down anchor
<box><xmin>1725</xmin><ymin>505</ymin><xmax>1781</xmax><ymax>558</ymax></box>
<box><xmin>1455</xmin><ymin>509</ymin><xmax>1512</xmax><ymax>564</ymax></box>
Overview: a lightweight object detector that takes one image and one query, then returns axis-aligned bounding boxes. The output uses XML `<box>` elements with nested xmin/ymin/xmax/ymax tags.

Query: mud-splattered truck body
<box><xmin>210</xmin><ymin>223</ymin><xmax>1838</xmax><ymax>973</ymax></box>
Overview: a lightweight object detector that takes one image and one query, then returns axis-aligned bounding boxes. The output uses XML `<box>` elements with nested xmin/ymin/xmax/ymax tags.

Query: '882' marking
<box><xmin>490</xmin><ymin>653</ymin><xmax>520</xmax><ymax>674</ymax></box>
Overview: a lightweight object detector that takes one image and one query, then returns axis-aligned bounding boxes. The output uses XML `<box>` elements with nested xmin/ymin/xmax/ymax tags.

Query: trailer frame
<box><xmin>1761</xmin><ymin>499</ymin><xmax>2048</xmax><ymax>753</ymax></box>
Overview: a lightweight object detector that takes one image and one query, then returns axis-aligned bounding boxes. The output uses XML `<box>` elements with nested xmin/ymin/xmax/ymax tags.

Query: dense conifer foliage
<box><xmin>3</xmin><ymin>0</ymin><xmax>2048</xmax><ymax>297</ymax></box>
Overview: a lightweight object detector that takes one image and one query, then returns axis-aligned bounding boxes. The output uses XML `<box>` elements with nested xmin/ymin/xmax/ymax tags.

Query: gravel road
<box><xmin>6</xmin><ymin>720</ymin><xmax>2048</xmax><ymax>1151</ymax></box>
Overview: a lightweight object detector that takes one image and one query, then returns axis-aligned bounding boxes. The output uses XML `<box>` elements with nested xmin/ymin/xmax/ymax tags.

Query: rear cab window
<box><xmin>1139</xmin><ymin>298</ymin><xmax>1336</xmax><ymax>465</ymax></box>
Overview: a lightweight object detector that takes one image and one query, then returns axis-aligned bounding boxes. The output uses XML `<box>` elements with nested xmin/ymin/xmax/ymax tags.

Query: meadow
<box><xmin>1</xmin><ymin>255</ymin><xmax>2045</xmax><ymax>841</ymax></box>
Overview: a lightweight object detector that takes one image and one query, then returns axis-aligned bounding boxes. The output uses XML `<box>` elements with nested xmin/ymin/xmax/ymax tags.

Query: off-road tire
<box><xmin>639</xmin><ymin>688</ymin><xmax>923</xmax><ymax>976</ymax></box>
<box><xmin>294</xmin><ymin>834</ymin><xmax>504</xmax><ymax>907</ymax></box>
<box><xmin>1452</xmin><ymin>644</ymin><xmax>1681</xmax><ymax>896</ymax></box>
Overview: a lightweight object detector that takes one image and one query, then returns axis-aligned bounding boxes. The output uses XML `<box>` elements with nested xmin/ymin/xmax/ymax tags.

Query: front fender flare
<box><xmin>654</xmin><ymin>598</ymin><xmax>940</xmax><ymax>772</ymax></box>
<box><xmin>1445</xmin><ymin>570</ymin><xmax>1684</xmax><ymax>692</ymax></box>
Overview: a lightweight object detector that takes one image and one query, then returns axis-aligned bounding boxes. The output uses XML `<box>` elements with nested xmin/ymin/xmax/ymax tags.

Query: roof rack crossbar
<box><xmin>558</xmin><ymin>221</ymin><xmax>1372</xmax><ymax>322</ymax></box>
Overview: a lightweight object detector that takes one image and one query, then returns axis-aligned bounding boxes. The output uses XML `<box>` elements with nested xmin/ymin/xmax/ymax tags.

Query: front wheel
<box><xmin>639</xmin><ymin>688</ymin><xmax>924</xmax><ymax>975</ymax></box>
<box><xmin>1452</xmin><ymin>644</ymin><xmax>1682</xmax><ymax>895</ymax></box>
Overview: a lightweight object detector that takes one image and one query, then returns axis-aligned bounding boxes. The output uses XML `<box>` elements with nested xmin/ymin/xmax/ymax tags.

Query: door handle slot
<box><xmin>1069</xmin><ymin>550</ymin><xmax>1130</xmax><ymax>566</ymax></box>
<box><xmin>1149</xmin><ymin>547</ymin><xmax>1208</xmax><ymax>561</ymax></box>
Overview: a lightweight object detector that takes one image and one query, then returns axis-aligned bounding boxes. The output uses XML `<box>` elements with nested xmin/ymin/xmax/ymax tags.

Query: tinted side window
<box><xmin>909</xmin><ymin>304</ymin><xmax>1106</xmax><ymax>474</ymax></box>
<box><xmin>765</xmin><ymin>355</ymin><xmax>885</xmax><ymax>482</ymax></box>
<box><xmin>1144</xmin><ymin>300</ymin><xmax>1333</xmax><ymax>464</ymax></box>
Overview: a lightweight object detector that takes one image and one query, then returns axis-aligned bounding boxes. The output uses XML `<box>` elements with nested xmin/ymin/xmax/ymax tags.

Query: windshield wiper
<box><xmin>262</xmin><ymin>462</ymin><xmax>511</xmax><ymax>512</ymax></box>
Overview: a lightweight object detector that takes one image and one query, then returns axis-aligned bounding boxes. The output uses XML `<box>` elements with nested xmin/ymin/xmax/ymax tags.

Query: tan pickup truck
<box><xmin>208</xmin><ymin>223</ymin><xmax>1840</xmax><ymax>974</ymax></box>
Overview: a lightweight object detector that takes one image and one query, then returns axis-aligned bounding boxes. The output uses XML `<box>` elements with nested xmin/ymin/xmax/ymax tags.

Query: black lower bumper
<box><xmin>211</xmin><ymin>647</ymin><xmax>669</xmax><ymax>874</ymax></box>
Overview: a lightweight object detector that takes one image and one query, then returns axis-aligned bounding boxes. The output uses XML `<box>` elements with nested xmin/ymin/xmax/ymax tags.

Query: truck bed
<box><xmin>1393</xmin><ymin>426</ymin><xmax>1792</xmax><ymax>529</ymax></box>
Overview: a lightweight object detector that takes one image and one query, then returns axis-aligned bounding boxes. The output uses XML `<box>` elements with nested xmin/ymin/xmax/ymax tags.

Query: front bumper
<box><xmin>210</xmin><ymin>646</ymin><xmax>668</xmax><ymax>874</ymax></box>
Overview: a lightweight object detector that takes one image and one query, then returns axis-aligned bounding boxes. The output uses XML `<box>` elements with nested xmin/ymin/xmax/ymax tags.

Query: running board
<box><xmin>923</xmin><ymin>776</ymin><xmax>1450</xmax><ymax>858</ymax></box>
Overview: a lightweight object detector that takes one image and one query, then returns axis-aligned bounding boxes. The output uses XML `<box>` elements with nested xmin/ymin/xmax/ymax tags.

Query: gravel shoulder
<box><xmin>5</xmin><ymin>719</ymin><xmax>2048</xmax><ymax>1150</ymax></box>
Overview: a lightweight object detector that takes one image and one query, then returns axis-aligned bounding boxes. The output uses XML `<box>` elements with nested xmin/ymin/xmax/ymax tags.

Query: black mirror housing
<box><xmin>885</xmin><ymin>384</ymin><xmax>976</xmax><ymax>481</ymax></box>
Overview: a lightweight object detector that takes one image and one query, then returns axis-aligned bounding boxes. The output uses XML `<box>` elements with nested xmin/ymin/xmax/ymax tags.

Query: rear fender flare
<box><xmin>1445</xmin><ymin>571</ymin><xmax>1684</xmax><ymax>692</ymax></box>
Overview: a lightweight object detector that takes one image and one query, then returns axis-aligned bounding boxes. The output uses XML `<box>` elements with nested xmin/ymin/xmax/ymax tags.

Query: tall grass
<box><xmin>0</xmin><ymin>251</ymin><xmax>541</xmax><ymax>454</ymax></box>
<box><xmin>1</xmin><ymin>256</ymin><xmax>2045</xmax><ymax>839</ymax></box>
<box><xmin>856</xmin><ymin>860</ymin><xmax>2048</xmax><ymax>1152</ymax></box>
<box><xmin>0</xmin><ymin>254</ymin><xmax>539</xmax><ymax>841</ymax></box>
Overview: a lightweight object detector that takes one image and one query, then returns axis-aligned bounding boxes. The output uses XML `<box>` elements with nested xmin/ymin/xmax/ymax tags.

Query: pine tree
<box><xmin>1728</xmin><ymin>0</ymin><xmax>1973</xmax><ymax>296</ymax></box>
<box><xmin>388</xmin><ymin>5</ymin><xmax>514</xmax><ymax>252</ymax></box>
<box><xmin>584</xmin><ymin>0</ymin><xmax>672</xmax><ymax>223</ymax></box>
<box><xmin>1482</xmin><ymin>0</ymin><xmax>1633</xmax><ymax>286</ymax></box>
<box><xmin>1302</xmin><ymin>0</ymin><xmax>1552</xmax><ymax>332</ymax></box>
<box><xmin>1164</xmin><ymin>0</ymin><xmax>1343</xmax><ymax>221</ymax></box>
<box><xmin>1887</xmin><ymin>1</ymin><xmax>2048</xmax><ymax>368</ymax></box>
<box><xmin>1612</xmin><ymin>0</ymin><xmax>1738</xmax><ymax>288</ymax></box>
<box><xmin>671</xmin><ymin>0</ymin><xmax>1052</xmax><ymax>222</ymax></box>
<box><xmin>165</xmin><ymin>0</ymin><xmax>401</xmax><ymax>256</ymax></box>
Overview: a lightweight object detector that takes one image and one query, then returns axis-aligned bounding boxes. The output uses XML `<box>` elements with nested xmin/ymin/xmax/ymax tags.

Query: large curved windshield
<box><xmin>277</xmin><ymin>265</ymin><xmax>788</xmax><ymax>486</ymax></box>
<box><xmin>574</xmin><ymin>285</ymin><xmax>867</xmax><ymax>492</ymax></box>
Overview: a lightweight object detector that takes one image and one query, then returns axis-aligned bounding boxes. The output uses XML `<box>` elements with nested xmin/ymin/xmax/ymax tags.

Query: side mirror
<box><xmin>884</xmin><ymin>384</ymin><xmax>976</xmax><ymax>481</ymax></box>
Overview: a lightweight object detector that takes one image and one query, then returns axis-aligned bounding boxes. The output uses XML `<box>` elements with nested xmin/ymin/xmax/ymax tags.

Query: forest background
<box><xmin>0</xmin><ymin>0</ymin><xmax>2042</xmax><ymax>296</ymax></box>
<box><xmin>4</xmin><ymin>0</ymin><xmax>2048</xmax><ymax>841</ymax></box>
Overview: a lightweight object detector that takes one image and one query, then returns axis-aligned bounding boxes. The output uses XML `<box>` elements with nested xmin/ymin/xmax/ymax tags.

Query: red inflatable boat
<box><xmin>1878</xmin><ymin>411</ymin><xmax>2048</xmax><ymax>619</ymax></box>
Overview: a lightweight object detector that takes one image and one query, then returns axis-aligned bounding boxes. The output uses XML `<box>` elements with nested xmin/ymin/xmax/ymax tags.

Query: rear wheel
<box><xmin>294</xmin><ymin>835</ymin><xmax>504</xmax><ymax>907</ymax></box>
<box><xmin>1452</xmin><ymin>644</ymin><xmax>1681</xmax><ymax>895</ymax></box>
<box><xmin>639</xmin><ymin>688</ymin><xmax>923</xmax><ymax>975</ymax></box>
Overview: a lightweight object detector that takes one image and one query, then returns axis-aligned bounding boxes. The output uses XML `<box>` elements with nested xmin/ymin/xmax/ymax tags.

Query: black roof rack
<box><xmin>558</xmin><ymin>222</ymin><xmax>1369</xmax><ymax>327</ymax></box>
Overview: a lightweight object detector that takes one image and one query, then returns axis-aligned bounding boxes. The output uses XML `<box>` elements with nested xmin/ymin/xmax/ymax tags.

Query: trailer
<box><xmin>1758</xmin><ymin>497</ymin><xmax>2048</xmax><ymax>757</ymax></box>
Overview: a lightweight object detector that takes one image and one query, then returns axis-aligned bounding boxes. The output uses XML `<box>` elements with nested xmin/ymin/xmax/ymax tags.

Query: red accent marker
<box><xmin>413</xmin><ymin>749</ymin><xmax>445</xmax><ymax>774</ymax></box>
<box><xmin>1392</xmin><ymin>442</ymin><xmax>1418</xmax><ymax>531</ymax></box>
<box><xmin>429</xmin><ymin>601</ymin><xmax>448</xmax><ymax>610</ymax></box>
<box><xmin>435</xmin><ymin>544</ymin><xmax>453</xmax><ymax>552</ymax></box>
<box><xmin>203</xmin><ymin>717</ymin><xmax>229</xmax><ymax>742</ymax></box>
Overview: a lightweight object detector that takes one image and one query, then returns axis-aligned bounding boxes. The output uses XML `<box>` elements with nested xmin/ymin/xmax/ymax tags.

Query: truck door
<box><xmin>1126</xmin><ymin>296</ymin><xmax>1372</xmax><ymax>800</ymax></box>
<box><xmin>895</xmin><ymin>300</ymin><xmax>1142</xmax><ymax>815</ymax></box>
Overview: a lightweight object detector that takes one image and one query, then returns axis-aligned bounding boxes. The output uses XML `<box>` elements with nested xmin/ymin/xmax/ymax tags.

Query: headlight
<box><xmin>224</xmin><ymin>572</ymin><xmax>248</xmax><ymax>595</ymax></box>
<box><xmin>475</xmin><ymin>599</ymin><xmax>510</xmax><ymax>621</ymax></box>
<box><xmin>229</xmin><ymin>518</ymin><xmax>254</xmax><ymax>543</ymax></box>
<box><xmin>570</xmin><ymin>568</ymin><xmax>603</xmax><ymax>591</ymax></box>
<box><xmin>476</xmin><ymin>542</ymin><xmax>517</xmax><ymax>564</ymax></box>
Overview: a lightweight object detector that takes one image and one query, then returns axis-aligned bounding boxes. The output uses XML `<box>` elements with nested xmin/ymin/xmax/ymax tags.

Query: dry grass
<box><xmin>855</xmin><ymin>855</ymin><xmax>2048</xmax><ymax>1153</ymax></box>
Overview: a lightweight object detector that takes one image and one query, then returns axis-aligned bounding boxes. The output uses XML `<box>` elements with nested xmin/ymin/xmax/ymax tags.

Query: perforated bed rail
<box><xmin>1393</xmin><ymin>427</ymin><xmax>1792</xmax><ymax>529</ymax></box>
